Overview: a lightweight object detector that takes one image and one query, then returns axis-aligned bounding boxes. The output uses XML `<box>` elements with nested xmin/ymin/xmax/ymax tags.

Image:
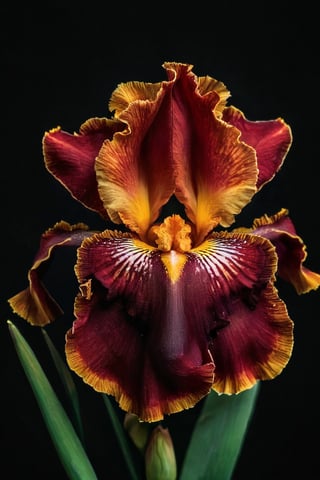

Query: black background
<box><xmin>1</xmin><ymin>4</ymin><xmax>319</xmax><ymax>479</ymax></box>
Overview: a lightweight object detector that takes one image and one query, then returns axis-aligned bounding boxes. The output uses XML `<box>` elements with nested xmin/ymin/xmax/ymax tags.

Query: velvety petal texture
<box><xmin>250</xmin><ymin>209</ymin><xmax>320</xmax><ymax>293</ymax></box>
<box><xmin>96</xmin><ymin>80</ymin><xmax>175</xmax><ymax>238</ymax></box>
<box><xmin>9</xmin><ymin>222</ymin><xmax>95</xmax><ymax>326</ymax></box>
<box><xmin>96</xmin><ymin>63</ymin><xmax>260</xmax><ymax>243</ymax></box>
<box><xmin>178</xmin><ymin>231</ymin><xmax>293</xmax><ymax>395</ymax></box>
<box><xmin>43</xmin><ymin>118</ymin><xmax>125</xmax><ymax>219</ymax></box>
<box><xmin>67</xmin><ymin>230</ymin><xmax>214</xmax><ymax>421</ymax></box>
<box><xmin>165</xmin><ymin>63</ymin><xmax>258</xmax><ymax>243</ymax></box>
<box><xmin>65</xmin><ymin>226</ymin><xmax>292</xmax><ymax>421</ymax></box>
<box><xmin>223</xmin><ymin>107</ymin><xmax>292</xmax><ymax>190</ymax></box>
<box><xmin>8</xmin><ymin>61</ymin><xmax>319</xmax><ymax>423</ymax></box>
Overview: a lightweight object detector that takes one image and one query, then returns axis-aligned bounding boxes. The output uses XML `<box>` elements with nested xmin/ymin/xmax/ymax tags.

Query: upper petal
<box><xmin>196</xmin><ymin>73</ymin><xmax>230</xmax><ymax>118</ymax></box>
<box><xmin>165</xmin><ymin>63</ymin><xmax>258</xmax><ymax>243</ymax></box>
<box><xmin>43</xmin><ymin>118</ymin><xmax>125</xmax><ymax>218</ymax></box>
<box><xmin>250</xmin><ymin>209</ymin><xmax>320</xmax><ymax>293</ymax></box>
<box><xmin>8</xmin><ymin>221</ymin><xmax>95</xmax><ymax>326</ymax></box>
<box><xmin>109</xmin><ymin>80</ymin><xmax>163</xmax><ymax>117</ymax></box>
<box><xmin>96</xmin><ymin>78</ymin><xmax>175</xmax><ymax>238</ymax></box>
<box><xmin>96</xmin><ymin>62</ymin><xmax>259</xmax><ymax>242</ymax></box>
<box><xmin>223</xmin><ymin>106</ymin><xmax>292</xmax><ymax>189</ymax></box>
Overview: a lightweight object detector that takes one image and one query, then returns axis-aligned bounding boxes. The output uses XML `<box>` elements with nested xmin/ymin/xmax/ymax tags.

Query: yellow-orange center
<box><xmin>148</xmin><ymin>215</ymin><xmax>192</xmax><ymax>283</ymax></box>
<box><xmin>148</xmin><ymin>215</ymin><xmax>192</xmax><ymax>252</ymax></box>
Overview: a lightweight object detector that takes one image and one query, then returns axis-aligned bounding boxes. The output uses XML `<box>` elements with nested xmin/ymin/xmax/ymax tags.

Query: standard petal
<box><xmin>43</xmin><ymin>118</ymin><xmax>125</xmax><ymax>218</ymax></box>
<box><xmin>250</xmin><ymin>209</ymin><xmax>320</xmax><ymax>293</ymax></box>
<box><xmin>96</xmin><ymin>63</ymin><xmax>258</xmax><ymax>242</ymax></box>
<box><xmin>109</xmin><ymin>80</ymin><xmax>162</xmax><ymax>117</ymax></box>
<box><xmin>188</xmin><ymin>231</ymin><xmax>293</xmax><ymax>394</ymax></box>
<box><xmin>67</xmin><ymin>230</ymin><xmax>214</xmax><ymax>422</ymax></box>
<box><xmin>8</xmin><ymin>221</ymin><xmax>95</xmax><ymax>326</ymax></box>
<box><xmin>95</xmin><ymin>79</ymin><xmax>175</xmax><ymax>238</ymax></box>
<box><xmin>165</xmin><ymin>63</ymin><xmax>258</xmax><ymax>243</ymax></box>
<box><xmin>223</xmin><ymin>106</ymin><xmax>292</xmax><ymax>189</ymax></box>
<box><xmin>196</xmin><ymin>73</ymin><xmax>230</xmax><ymax>118</ymax></box>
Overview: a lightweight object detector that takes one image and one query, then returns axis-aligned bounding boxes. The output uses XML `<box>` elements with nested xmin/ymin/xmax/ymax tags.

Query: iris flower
<box><xmin>9</xmin><ymin>62</ymin><xmax>320</xmax><ymax>423</ymax></box>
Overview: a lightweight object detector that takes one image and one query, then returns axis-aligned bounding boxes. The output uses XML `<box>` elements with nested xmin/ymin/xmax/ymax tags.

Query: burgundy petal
<box><xmin>67</xmin><ymin>230</ymin><xmax>214</xmax><ymax>422</ymax></box>
<box><xmin>8</xmin><ymin>221</ymin><xmax>95</xmax><ymax>326</ymax></box>
<box><xmin>188</xmin><ymin>231</ymin><xmax>293</xmax><ymax>393</ymax></box>
<box><xmin>251</xmin><ymin>209</ymin><xmax>320</xmax><ymax>293</ymax></box>
<box><xmin>43</xmin><ymin>118</ymin><xmax>125</xmax><ymax>218</ymax></box>
<box><xmin>223</xmin><ymin>106</ymin><xmax>292</xmax><ymax>189</ymax></box>
<box><xmin>65</xmin><ymin>227</ymin><xmax>293</xmax><ymax>421</ymax></box>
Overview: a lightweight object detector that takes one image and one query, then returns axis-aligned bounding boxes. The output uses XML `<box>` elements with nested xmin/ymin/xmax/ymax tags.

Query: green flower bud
<box><xmin>123</xmin><ymin>412</ymin><xmax>150</xmax><ymax>452</ymax></box>
<box><xmin>145</xmin><ymin>425</ymin><xmax>177</xmax><ymax>480</ymax></box>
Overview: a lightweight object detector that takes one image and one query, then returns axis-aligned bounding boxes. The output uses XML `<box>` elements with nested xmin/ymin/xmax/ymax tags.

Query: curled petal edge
<box><xmin>8</xmin><ymin>221</ymin><xmax>95</xmax><ymax>326</ymax></box>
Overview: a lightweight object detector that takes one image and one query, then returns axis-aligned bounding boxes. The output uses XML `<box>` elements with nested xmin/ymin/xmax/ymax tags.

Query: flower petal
<box><xmin>109</xmin><ymin>80</ymin><xmax>163</xmax><ymax>117</ymax></box>
<box><xmin>211</xmin><ymin>281</ymin><xmax>293</xmax><ymax>394</ymax></box>
<box><xmin>67</xmin><ymin>230</ymin><xmax>214</xmax><ymax>422</ymax></box>
<box><xmin>189</xmin><ymin>232</ymin><xmax>293</xmax><ymax>394</ymax></box>
<box><xmin>95</xmin><ymin>79</ymin><xmax>175</xmax><ymax>238</ymax></box>
<box><xmin>65</xmin><ymin>227</ymin><xmax>292</xmax><ymax>420</ymax></box>
<box><xmin>223</xmin><ymin>106</ymin><xmax>292</xmax><ymax>189</ymax></box>
<box><xmin>196</xmin><ymin>73</ymin><xmax>230</xmax><ymax>118</ymax></box>
<box><xmin>8</xmin><ymin>221</ymin><xmax>95</xmax><ymax>326</ymax></box>
<box><xmin>43</xmin><ymin>118</ymin><xmax>125</xmax><ymax>218</ymax></box>
<box><xmin>96</xmin><ymin>62</ymin><xmax>258</xmax><ymax>242</ymax></box>
<box><xmin>165</xmin><ymin>63</ymin><xmax>258</xmax><ymax>243</ymax></box>
<box><xmin>250</xmin><ymin>209</ymin><xmax>320</xmax><ymax>293</ymax></box>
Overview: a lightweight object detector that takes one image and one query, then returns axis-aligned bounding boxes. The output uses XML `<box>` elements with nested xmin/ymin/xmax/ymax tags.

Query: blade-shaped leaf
<box><xmin>7</xmin><ymin>320</ymin><xmax>97</xmax><ymax>480</ymax></box>
<box><xmin>102</xmin><ymin>394</ymin><xmax>140</xmax><ymax>480</ymax></box>
<box><xmin>180</xmin><ymin>384</ymin><xmax>260</xmax><ymax>480</ymax></box>
<box><xmin>41</xmin><ymin>328</ymin><xmax>85</xmax><ymax>443</ymax></box>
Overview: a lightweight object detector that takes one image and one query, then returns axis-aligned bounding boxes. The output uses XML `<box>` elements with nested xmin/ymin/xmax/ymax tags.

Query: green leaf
<box><xmin>102</xmin><ymin>394</ymin><xmax>140</xmax><ymax>480</ymax></box>
<box><xmin>179</xmin><ymin>384</ymin><xmax>260</xmax><ymax>480</ymax></box>
<box><xmin>7</xmin><ymin>320</ymin><xmax>98</xmax><ymax>480</ymax></box>
<box><xmin>41</xmin><ymin>328</ymin><xmax>85</xmax><ymax>443</ymax></box>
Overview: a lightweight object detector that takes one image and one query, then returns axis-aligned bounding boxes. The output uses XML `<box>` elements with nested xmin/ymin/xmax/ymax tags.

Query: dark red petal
<box><xmin>96</xmin><ymin>81</ymin><xmax>175</xmax><ymax>237</ymax></box>
<box><xmin>223</xmin><ymin>106</ymin><xmax>292</xmax><ymax>189</ymax></box>
<box><xmin>166</xmin><ymin>64</ymin><xmax>257</xmax><ymax>242</ymax></box>
<box><xmin>67</xmin><ymin>231</ymin><xmax>214</xmax><ymax>422</ymax></box>
<box><xmin>189</xmin><ymin>231</ymin><xmax>293</xmax><ymax>394</ymax></box>
<box><xmin>43</xmin><ymin>118</ymin><xmax>124</xmax><ymax>218</ymax></box>
<box><xmin>211</xmin><ymin>282</ymin><xmax>293</xmax><ymax>393</ymax></box>
<box><xmin>8</xmin><ymin>221</ymin><xmax>95</xmax><ymax>326</ymax></box>
<box><xmin>66</xmin><ymin>228</ymin><xmax>292</xmax><ymax>420</ymax></box>
<box><xmin>251</xmin><ymin>209</ymin><xmax>320</xmax><ymax>293</ymax></box>
<box><xmin>95</xmin><ymin>63</ymin><xmax>257</xmax><ymax>241</ymax></box>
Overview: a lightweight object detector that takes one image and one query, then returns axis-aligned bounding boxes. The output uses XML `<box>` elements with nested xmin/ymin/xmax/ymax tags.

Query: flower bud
<box><xmin>145</xmin><ymin>425</ymin><xmax>177</xmax><ymax>480</ymax></box>
<box><xmin>123</xmin><ymin>412</ymin><xmax>150</xmax><ymax>452</ymax></box>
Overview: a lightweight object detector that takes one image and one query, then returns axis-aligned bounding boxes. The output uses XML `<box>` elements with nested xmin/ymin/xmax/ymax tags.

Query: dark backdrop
<box><xmin>1</xmin><ymin>5</ymin><xmax>319</xmax><ymax>479</ymax></box>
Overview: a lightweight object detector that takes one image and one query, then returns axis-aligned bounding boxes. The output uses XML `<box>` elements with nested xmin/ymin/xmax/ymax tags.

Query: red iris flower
<box><xmin>9</xmin><ymin>62</ymin><xmax>320</xmax><ymax>422</ymax></box>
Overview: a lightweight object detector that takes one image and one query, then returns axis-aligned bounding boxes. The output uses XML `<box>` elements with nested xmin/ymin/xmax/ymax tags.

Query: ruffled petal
<box><xmin>65</xmin><ymin>227</ymin><xmax>292</xmax><ymax>420</ymax></box>
<box><xmin>96</xmin><ymin>79</ymin><xmax>175</xmax><ymax>238</ymax></box>
<box><xmin>223</xmin><ymin>106</ymin><xmax>292</xmax><ymax>189</ymax></box>
<box><xmin>67</xmin><ymin>230</ymin><xmax>214</xmax><ymax>422</ymax></box>
<box><xmin>189</xmin><ymin>231</ymin><xmax>293</xmax><ymax>394</ymax></box>
<box><xmin>164</xmin><ymin>63</ymin><xmax>258</xmax><ymax>243</ymax></box>
<box><xmin>109</xmin><ymin>80</ymin><xmax>162</xmax><ymax>117</ymax></box>
<box><xmin>250</xmin><ymin>209</ymin><xmax>320</xmax><ymax>293</ymax></box>
<box><xmin>196</xmin><ymin>74</ymin><xmax>230</xmax><ymax>118</ymax></box>
<box><xmin>96</xmin><ymin>63</ymin><xmax>259</xmax><ymax>242</ymax></box>
<box><xmin>211</xmin><ymin>281</ymin><xmax>293</xmax><ymax>393</ymax></box>
<box><xmin>8</xmin><ymin>221</ymin><xmax>95</xmax><ymax>326</ymax></box>
<box><xmin>43</xmin><ymin>118</ymin><xmax>125</xmax><ymax>218</ymax></box>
